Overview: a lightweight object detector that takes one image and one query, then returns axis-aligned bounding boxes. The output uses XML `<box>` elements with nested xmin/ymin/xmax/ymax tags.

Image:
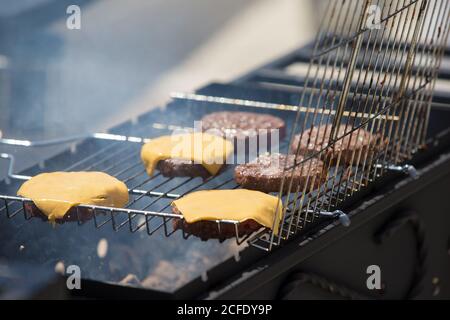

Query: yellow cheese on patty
<box><xmin>172</xmin><ymin>189</ymin><xmax>283</xmax><ymax>232</ymax></box>
<box><xmin>140</xmin><ymin>132</ymin><xmax>234</xmax><ymax>176</ymax></box>
<box><xmin>17</xmin><ymin>172</ymin><xmax>129</xmax><ymax>221</ymax></box>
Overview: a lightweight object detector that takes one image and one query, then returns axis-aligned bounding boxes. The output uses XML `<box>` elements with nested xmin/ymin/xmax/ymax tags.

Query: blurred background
<box><xmin>0</xmin><ymin>0</ymin><xmax>323</xmax><ymax>174</ymax></box>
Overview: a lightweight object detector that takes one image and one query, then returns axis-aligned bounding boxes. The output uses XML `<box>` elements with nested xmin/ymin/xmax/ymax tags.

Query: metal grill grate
<box><xmin>1</xmin><ymin>122</ymin><xmax>285</xmax><ymax>246</ymax></box>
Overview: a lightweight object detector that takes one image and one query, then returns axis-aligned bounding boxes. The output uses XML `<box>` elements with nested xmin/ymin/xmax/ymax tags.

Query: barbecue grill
<box><xmin>1</xmin><ymin>0</ymin><xmax>450</xmax><ymax>299</ymax></box>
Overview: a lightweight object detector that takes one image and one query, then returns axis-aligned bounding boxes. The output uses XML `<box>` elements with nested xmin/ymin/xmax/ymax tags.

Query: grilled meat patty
<box><xmin>156</xmin><ymin>158</ymin><xmax>213</xmax><ymax>179</ymax></box>
<box><xmin>201</xmin><ymin>111</ymin><xmax>286</xmax><ymax>140</ymax></box>
<box><xmin>171</xmin><ymin>205</ymin><xmax>263</xmax><ymax>241</ymax></box>
<box><xmin>23</xmin><ymin>202</ymin><xmax>94</xmax><ymax>224</ymax></box>
<box><xmin>290</xmin><ymin>124</ymin><xmax>385</xmax><ymax>165</ymax></box>
<box><xmin>156</xmin><ymin>111</ymin><xmax>285</xmax><ymax>178</ymax></box>
<box><xmin>234</xmin><ymin>153</ymin><xmax>326</xmax><ymax>193</ymax></box>
<box><xmin>18</xmin><ymin>171</ymin><xmax>128</xmax><ymax>224</ymax></box>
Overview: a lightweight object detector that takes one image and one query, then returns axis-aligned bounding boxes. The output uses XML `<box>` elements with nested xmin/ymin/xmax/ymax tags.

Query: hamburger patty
<box><xmin>290</xmin><ymin>124</ymin><xmax>385</xmax><ymax>165</ymax></box>
<box><xmin>171</xmin><ymin>205</ymin><xmax>263</xmax><ymax>241</ymax></box>
<box><xmin>17</xmin><ymin>171</ymin><xmax>129</xmax><ymax>223</ymax></box>
<box><xmin>155</xmin><ymin>111</ymin><xmax>285</xmax><ymax>178</ymax></box>
<box><xmin>201</xmin><ymin>111</ymin><xmax>286</xmax><ymax>140</ymax></box>
<box><xmin>156</xmin><ymin>158</ymin><xmax>213</xmax><ymax>179</ymax></box>
<box><xmin>234</xmin><ymin>153</ymin><xmax>326</xmax><ymax>193</ymax></box>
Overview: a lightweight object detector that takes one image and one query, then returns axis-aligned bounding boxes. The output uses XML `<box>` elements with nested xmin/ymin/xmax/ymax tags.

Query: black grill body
<box><xmin>1</xmin><ymin>43</ymin><xmax>450</xmax><ymax>299</ymax></box>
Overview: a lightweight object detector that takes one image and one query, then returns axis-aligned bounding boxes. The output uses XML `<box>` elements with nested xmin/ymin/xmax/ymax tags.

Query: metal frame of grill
<box><xmin>0</xmin><ymin>0</ymin><xmax>449</xmax><ymax>252</ymax></box>
<box><xmin>249</xmin><ymin>0</ymin><xmax>450</xmax><ymax>251</ymax></box>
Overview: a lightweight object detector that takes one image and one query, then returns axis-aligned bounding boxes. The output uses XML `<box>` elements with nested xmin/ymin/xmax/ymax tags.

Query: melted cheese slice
<box><xmin>17</xmin><ymin>172</ymin><xmax>129</xmax><ymax>221</ymax></box>
<box><xmin>172</xmin><ymin>189</ymin><xmax>283</xmax><ymax>232</ymax></box>
<box><xmin>141</xmin><ymin>132</ymin><xmax>234</xmax><ymax>176</ymax></box>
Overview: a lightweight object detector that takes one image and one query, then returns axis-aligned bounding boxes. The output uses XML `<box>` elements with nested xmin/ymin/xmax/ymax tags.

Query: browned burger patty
<box><xmin>23</xmin><ymin>202</ymin><xmax>94</xmax><ymax>224</ymax></box>
<box><xmin>156</xmin><ymin>158</ymin><xmax>213</xmax><ymax>179</ymax></box>
<box><xmin>201</xmin><ymin>111</ymin><xmax>286</xmax><ymax>140</ymax></box>
<box><xmin>234</xmin><ymin>153</ymin><xmax>326</xmax><ymax>193</ymax></box>
<box><xmin>156</xmin><ymin>111</ymin><xmax>285</xmax><ymax>179</ymax></box>
<box><xmin>171</xmin><ymin>205</ymin><xmax>262</xmax><ymax>241</ymax></box>
<box><xmin>290</xmin><ymin>124</ymin><xmax>385</xmax><ymax>165</ymax></box>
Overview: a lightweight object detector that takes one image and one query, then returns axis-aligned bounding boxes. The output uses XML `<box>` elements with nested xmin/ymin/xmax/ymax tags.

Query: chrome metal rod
<box><xmin>0</xmin><ymin>153</ymin><xmax>31</xmax><ymax>181</ymax></box>
<box><xmin>330</xmin><ymin>0</ymin><xmax>370</xmax><ymax>140</ymax></box>
<box><xmin>0</xmin><ymin>133</ymin><xmax>151</xmax><ymax>147</ymax></box>
<box><xmin>171</xmin><ymin>92</ymin><xmax>399</xmax><ymax>120</ymax></box>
